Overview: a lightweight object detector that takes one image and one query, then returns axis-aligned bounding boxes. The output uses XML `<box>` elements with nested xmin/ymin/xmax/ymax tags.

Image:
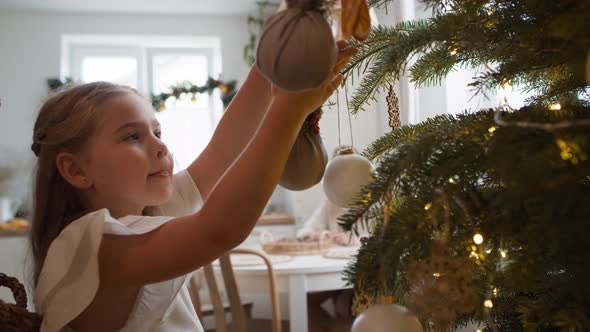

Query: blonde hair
<box><xmin>29</xmin><ymin>81</ymin><xmax>138</xmax><ymax>286</ymax></box>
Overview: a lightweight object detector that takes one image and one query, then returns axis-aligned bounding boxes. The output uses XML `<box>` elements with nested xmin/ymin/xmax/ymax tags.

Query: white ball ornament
<box><xmin>351</xmin><ymin>304</ymin><xmax>424</xmax><ymax>332</ymax></box>
<box><xmin>323</xmin><ymin>147</ymin><xmax>376</xmax><ymax>208</ymax></box>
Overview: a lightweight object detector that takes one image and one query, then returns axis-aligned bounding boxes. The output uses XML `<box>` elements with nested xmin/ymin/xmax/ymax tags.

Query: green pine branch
<box><xmin>345</xmin><ymin>0</ymin><xmax>590</xmax><ymax>113</ymax></box>
<box><xmin>361</xmin><ymin>114</ymin><xmax>456</xmax><ymax>163</ymax></box>
<box><xmin>343</xmin><ymin>20</ymin><xmax>437</xmax><ymax>113</ymax></box>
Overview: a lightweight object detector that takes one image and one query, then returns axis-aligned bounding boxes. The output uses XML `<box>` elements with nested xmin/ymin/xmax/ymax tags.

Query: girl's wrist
<box><xmin>269</xmin><ymin>97</ymin><xmax>314</xmax><ymax>120</ymax></box>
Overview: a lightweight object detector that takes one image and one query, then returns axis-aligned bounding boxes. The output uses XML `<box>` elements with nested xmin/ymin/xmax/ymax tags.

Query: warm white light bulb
<box><xmin>473</xmin><ymin>233</ymin><xmax>484</xmax><ymax>244</ymax></box>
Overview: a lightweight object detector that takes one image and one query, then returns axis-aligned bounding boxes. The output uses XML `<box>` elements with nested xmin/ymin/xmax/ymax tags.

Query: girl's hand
<box><xmin>270</xmin><ymin>40</ymin><xmax>357</xmax><ymax>116</ymax></box>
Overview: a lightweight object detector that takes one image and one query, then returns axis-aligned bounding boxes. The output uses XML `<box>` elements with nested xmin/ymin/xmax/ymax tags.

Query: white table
<box><xmin>226</xmin><ymin>252</ymin><xmax>354</xmax><ymax>332</ymax></box>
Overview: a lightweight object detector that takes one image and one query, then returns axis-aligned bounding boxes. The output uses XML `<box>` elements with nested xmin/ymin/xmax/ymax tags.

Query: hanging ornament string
<box><xmin>377</xmin><ymin>188</ymin><xmax>394</xmax><ymax>303</ymax></box>
<box><xmin>344</xmin><ymin>82</ymin><xmax>355</xmax><ymax>149</ymax></box>
<box><xmin>336</xmin><ymin>88</ymin><xmax>342</xmax><ymax>148</ymax></box>
<box><xmin>335</xmin><ymin>82</ymin><xmax>356</xmax><ymax>151</ymax></box>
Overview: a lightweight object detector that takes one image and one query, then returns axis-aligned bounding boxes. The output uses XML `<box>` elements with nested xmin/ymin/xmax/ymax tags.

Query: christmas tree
<box><xmin>339</xmin><ymin>0</ymin><xmax>590</xmax><ymax>330</ymax></box>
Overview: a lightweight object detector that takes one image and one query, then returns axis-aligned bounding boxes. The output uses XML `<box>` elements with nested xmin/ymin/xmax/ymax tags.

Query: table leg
<box><xmin>289</xmin><ymin>275</ymin><xmax>308</xmax><ymax>332</ymax></box>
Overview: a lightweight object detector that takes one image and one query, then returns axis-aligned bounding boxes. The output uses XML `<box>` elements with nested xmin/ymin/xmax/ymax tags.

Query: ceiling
<box><xmin>0</xmin><ymin>0</ymin><xmax>262</xmax><ymax>16</ymax></box>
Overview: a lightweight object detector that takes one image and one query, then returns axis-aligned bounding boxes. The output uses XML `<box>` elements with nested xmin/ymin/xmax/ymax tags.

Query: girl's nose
<box><xmin>156</xmin><ymin>147</ymin><xmax>167</xmax><ymax>159</ymax></box>
<box><xmin>154</xmin><ymin>137</ymin><xmax>168</xmax><ymax>159</ymax></box>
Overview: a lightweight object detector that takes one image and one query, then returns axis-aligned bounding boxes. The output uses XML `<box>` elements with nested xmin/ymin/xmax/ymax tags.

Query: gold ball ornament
<box><xmin>404</xmin><ymin>242</ymin><xmax>479</xmax><ymax>331</ymax></box>
<box><xmin>323</xmin><ymin>147</ymin><xmax>375</xmax><ymax>208</ymax></box>
<box><xmin>351</xmin><ymin>304</ymin><xmax>423</xmax><ymax>332</ymax></box>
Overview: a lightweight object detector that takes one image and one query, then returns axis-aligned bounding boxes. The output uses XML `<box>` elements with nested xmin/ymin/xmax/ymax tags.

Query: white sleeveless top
<box><xmin>34</xmin><ymin>170</ymin><xmax>205</xmax><ymax>332</ymax></box>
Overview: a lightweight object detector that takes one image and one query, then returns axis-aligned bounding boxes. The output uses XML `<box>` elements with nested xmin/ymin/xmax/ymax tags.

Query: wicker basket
<box><xmin>0</xmin><ymin>273</ymin><xmax>42</xmax><ymax>332</ymax></box>
<box><xmin>260</xmin><ymin>230</ymin><xmax>332</xmax><ymax>256</ymax></box>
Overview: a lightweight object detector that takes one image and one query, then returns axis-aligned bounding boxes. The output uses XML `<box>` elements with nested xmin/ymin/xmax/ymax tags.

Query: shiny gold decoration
<box><xmin>556</xmin><ymin>138</ymin><xmax>588</xmax><ymax>165</ymax></box>
<box><xmin>404</xmin><ymin>242</ymin><xmax>479</xmax><ymax>331</ymax></box>
<box><xmin>386</xmin><ymin>84</ymin><xmax>401</xmax><ymax>129</ymax></box>
<box><xmin>341</xmin><ymin>0</ymin><xmax>371</xmax><ymax>41</ymax></box>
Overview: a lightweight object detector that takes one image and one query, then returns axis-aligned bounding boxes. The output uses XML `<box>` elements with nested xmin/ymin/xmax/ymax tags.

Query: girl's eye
<box><xmin>124</xmin><ymin>132</ymin><xmax>140</xmax><ymax>141</ymax></box>
<box><xmin>154</xmin><ymin>130</ymin><xmax>162</xmax><ymax>139</ymax></box>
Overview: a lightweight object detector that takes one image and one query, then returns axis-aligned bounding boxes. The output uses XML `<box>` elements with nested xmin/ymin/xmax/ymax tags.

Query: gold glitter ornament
<box><xmin>386</xmin><ymin>84</ymin><xmax>401</xmax><ymax>129</ymax></box>
<box><xmin>404</xmin><ymin>242</ymin><xmax>479</xmax><ymax>331</ymax></box>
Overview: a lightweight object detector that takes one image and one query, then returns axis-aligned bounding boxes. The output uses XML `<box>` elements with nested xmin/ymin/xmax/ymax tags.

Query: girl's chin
<box><xmin>144</xmin><ymin>186</ymin><xmax>173</xmax><ymax>206</ymax></box>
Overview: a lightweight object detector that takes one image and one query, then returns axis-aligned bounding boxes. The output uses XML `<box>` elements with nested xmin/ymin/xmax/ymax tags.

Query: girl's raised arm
<box><xmin>186</xmin><ymin>66</ymin><xmax>272</xmax><ymax>201</ymax></box>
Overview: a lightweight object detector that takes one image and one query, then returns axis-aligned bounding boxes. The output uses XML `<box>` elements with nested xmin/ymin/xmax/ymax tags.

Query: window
<box><xmin>149</xmin><ymin>49</ymin><xmax>218</xmax><ymax>169</ymax></box>
<box><xmin>63</xmin><ymin>36</ymin><xmax>222</xmax><ymax>170</ymax></box>
<box><xmin>69</xmin><ymin>45</ymin><xmax>144</xmax><ymax>90</ymax></box>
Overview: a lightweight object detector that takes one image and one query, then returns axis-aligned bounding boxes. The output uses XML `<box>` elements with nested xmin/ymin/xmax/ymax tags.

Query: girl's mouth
<box><xmin>149</xmin><ymin>170</ymin><xmax>170</xmax><ymax>177</ymax></box>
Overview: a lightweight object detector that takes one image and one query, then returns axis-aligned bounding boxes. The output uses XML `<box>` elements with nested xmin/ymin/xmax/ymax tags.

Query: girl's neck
<box><xmin>84</xmin><ymin>203</ymin><xmax>145</xmax><ymax>219</ymax></box>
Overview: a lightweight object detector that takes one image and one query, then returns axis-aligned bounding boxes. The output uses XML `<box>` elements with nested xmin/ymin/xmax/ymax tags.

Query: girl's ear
<box><xmin>56</xmin><ymin>152</ymin><xmax>93</xmax><ymax>189</ymax></box>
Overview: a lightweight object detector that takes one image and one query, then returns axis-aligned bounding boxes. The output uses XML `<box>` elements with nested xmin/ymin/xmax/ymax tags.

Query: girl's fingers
<box><xmin>337</xmin><ymin>40</ymin><xmax>348</xmax><ymax>51</ymax></box>
<box><xmin>333</xmin><ymin>41</ymin><xmax>358</xmax><ymax>74</ymax></box>
<box><xmin>325</xmin><ymin>74</ymin><xmax>344</xmax><ymax>98</ymax></box>
<box><xmin>333</xmin><ymin>48</ymin><xmax>357</xmax><ymax>74</ymax></box>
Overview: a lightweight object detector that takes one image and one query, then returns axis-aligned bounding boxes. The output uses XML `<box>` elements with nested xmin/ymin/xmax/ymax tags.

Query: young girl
<box><xmin>29</xmin><ymin>42</ymin><xmax>355</xmax><ymax>331</ymax></box>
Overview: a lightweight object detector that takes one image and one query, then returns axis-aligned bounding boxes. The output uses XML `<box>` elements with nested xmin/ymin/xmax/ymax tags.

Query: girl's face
<box><xmin>81</xmin><ymin>93</ymin><xmax>174</xmax><ymax>216</ymax></box>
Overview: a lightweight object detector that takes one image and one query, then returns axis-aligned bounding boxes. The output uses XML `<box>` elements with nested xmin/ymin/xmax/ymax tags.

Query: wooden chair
<box><xmin>190</xmin><ymin>248</ymin><xmax>282</xmax><ymax>332</ymax></box>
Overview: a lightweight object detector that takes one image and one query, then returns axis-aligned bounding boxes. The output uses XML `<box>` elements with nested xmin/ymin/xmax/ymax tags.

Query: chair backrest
<box><xmin>190</xmin><ymin>249</ymin><xmax>281</xmax><ymax>332</ymax></box>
